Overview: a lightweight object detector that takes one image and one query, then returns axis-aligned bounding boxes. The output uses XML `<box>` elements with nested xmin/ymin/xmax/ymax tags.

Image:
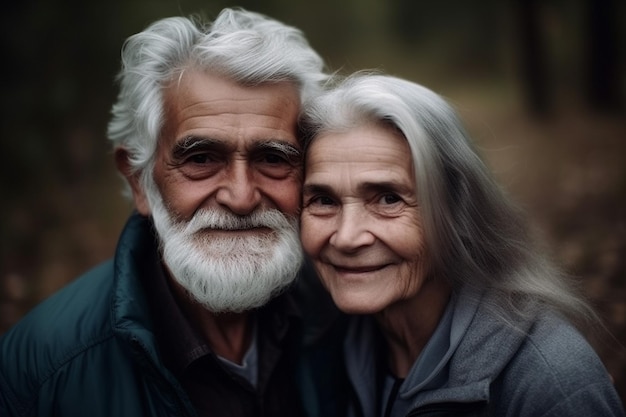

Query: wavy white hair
<box><xmin>107</xmin><ymin>8</ymin><xmax>329</xmax><ymax>194</ymax></box>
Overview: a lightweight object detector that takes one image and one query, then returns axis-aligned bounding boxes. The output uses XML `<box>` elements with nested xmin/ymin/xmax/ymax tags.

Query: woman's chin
<box><xmin>331</xmin><ymin>295</ymin><xmax>386</xmax><ymax>315</ymax></box>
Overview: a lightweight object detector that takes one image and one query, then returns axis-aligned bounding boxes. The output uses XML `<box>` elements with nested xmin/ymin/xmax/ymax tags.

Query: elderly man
<box><xmin>0</xmin><ymin>8</ymin><xmax>334</xmax><ymax>417</ymax></box>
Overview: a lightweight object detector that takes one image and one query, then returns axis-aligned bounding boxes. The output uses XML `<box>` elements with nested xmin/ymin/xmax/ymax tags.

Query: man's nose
<box><xmin>215</xmin><ymin>161</ymin><xmax>262</xmax><ymax>215</ymax></box>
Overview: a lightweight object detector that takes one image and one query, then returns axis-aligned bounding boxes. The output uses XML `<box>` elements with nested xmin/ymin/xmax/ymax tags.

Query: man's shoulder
<box><xmin>0</xmin><ymin>260</ymin><xmax>128</xmax><ymax>414</ymax></box>
<box><xmin>4</xmin><ymin>260</ymin><xmax>116</xmax><ymax>337</ymax></box>
<box><xmin>0</xmin><ymin>260</ymin><xmax>118</xmax><ymax>384</ymax></box>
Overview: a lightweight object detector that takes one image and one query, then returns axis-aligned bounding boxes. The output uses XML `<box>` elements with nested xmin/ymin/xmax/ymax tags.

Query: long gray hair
<box><xmin>107</xmin><ymin>8</ymin><xmax>328</xmax><ymax>194</ymax></box>
<box><xmin>300</xmin><ymin>73</ymin><xmax>598</xmax><ymax>331</ymax></box>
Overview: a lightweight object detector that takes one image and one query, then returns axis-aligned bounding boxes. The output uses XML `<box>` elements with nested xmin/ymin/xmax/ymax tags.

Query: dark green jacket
<box><xmin>0</xmin><ymin>214</ymin><xmax>199</xmax><ymax>416</ymax></box>
<box><xmin>0</xmin><ymin>213</ymin><xmax>344</xmax><ymax>417</ymax></box>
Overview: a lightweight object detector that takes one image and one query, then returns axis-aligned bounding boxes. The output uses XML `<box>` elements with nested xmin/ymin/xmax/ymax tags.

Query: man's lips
<box><xmin>196</xmin><ymin>226</ymin><xmax>273</xmax><ymax>235</ymax></box>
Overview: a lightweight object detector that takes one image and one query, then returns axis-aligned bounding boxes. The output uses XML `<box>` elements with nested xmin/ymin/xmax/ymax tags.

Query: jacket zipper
<box><xmin>130</xmin><ymin>337</ymin><xmax>194</xmax><ymax>417</ymax></box>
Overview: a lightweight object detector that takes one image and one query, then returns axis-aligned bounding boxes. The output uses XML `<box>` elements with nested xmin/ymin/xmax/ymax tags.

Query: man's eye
<box><xmin>262</xmin><ymin>153</ymin><xmax>288</xmax><ymax>164</ymax></box>
<box><xmin>175</xmin><ymin>152</ymin><xmax>222</xmax><ymax>180</ymax></box>
<box><xmin>188</xmin><ymin>153</ymin><xmax>211</xmax><ymax>164</ymax></box>
<box><xmin>255</xmin><ymin>152</ymin><xmax>297</xmax><ymax>179</ymax></box>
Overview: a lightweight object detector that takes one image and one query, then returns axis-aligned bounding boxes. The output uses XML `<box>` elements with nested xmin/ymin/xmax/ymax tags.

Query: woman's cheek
<box><xmin>299</xmin><ymin>215</ymin><xmax>321</xmax><ymax>257</ymax></box>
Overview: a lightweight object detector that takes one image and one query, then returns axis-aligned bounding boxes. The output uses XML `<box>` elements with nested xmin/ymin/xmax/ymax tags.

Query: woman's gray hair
<box><xmin>300</xmin><ymin>73</ymin><xmax>598</xmax><ymax>330</ymax></box>
<box><xmin>107</xmin><ymin>8</ymin><xmax>328</xmax><ymax>193</ymax></box>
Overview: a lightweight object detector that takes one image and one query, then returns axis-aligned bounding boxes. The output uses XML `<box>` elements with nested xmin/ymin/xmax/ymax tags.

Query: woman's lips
<box><xmin>333</xmin><ymin>264</ymin><xmax>389</xmax><ymax>274</ymax></box>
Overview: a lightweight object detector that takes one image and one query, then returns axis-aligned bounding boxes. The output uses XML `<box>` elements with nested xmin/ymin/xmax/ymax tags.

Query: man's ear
<box><xmin>114</xmin><ymin>147</ymin><xmax>151</xmax><ymax>216</ymax></box>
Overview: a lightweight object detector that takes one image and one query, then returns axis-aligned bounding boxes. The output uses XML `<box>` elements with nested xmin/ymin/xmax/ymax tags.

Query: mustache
<box><xmin>183</xmin><ymin>208</ymin><xmax>297</xmax><ymax>235</ymax></box>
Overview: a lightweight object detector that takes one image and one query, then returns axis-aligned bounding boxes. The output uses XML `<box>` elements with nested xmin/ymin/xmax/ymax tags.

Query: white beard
<box><xmin>147</xmin><ymin>189</ymin><xmax>303</xmax><ymax>313</ymax></box>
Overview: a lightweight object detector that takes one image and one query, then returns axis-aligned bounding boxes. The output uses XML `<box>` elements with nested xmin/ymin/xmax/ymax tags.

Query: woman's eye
<box><xmin>379</xmin><ymin>194</ymin><xmax>401</xmax><ymax>205</ymax></box>
<box><xmin>314</xmin><ymin>195</ymin><xmax>335</xmax><ymax>206</ymax></box>
<box><xmin>371</xmin><ymin>193</ymin><xmax>407</xmax><ymax>216</ymax></box>
<box><xmin>303</xmin><ymin>194</ymin><xmax>338</xmax><ymax>215</ymax></box>
<box><xmin>305</xmin><ymin>194</ymin><xmax>335</xmax><ymax>207</ymax></box>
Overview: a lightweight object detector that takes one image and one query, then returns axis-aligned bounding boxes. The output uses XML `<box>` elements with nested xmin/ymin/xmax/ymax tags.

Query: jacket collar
<box><xmin>111</xmin><ymin>213</ymin><xmax>160</xmax><ymax>343</ymax></box>
<box><xmin>109</xmin><ymin>212</ymin><xmax>303</xmax><ymax>351</ymax></box>
<box><xmin>343</xmin><ymin>284</ymin><xmax>538</xmax><ymax>414</ymax></box>
<box><xmin>411</xmin><ymin>286</ymin><xmax>536</xmax><ymax>409</ymax></box>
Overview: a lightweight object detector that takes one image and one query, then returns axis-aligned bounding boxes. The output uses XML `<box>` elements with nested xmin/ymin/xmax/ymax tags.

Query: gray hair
<box><xmin>300</xmin><ymin>73</ymin><xmax>597</xmax><ymax>330</ymax></box>
<box><xmin>107</xmin><ymin>8</ymin><xmax>328</xmax><ymax>193</ymax></box>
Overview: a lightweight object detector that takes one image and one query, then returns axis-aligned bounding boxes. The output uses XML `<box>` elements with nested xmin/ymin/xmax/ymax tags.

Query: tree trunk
<box><xmin>585</xmin><ymin>0</ymin><xmax>622</xmax><ymax>112</ymax></box>
<box><xmin>515</xmin><ymin>0</ymin><xmax>552</xmax><ymax>117</ymax></box>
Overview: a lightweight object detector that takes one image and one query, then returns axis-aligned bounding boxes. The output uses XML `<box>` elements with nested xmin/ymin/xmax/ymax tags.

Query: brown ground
<box><xmin>468</xmin><ymin>103</ymin><xmax>626</xmax><ymax>401</ymax></box>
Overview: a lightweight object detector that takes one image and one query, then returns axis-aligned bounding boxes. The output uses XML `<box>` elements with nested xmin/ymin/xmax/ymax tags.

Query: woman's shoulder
<box><xmin>495</xmin><ymin>312</ymin><xmax>623</xmax><ymax>416</ymax></box>
<box><xmin>520</xmin><ymin>312</ymin><xmax>602</xmax><ymax>376</ymax></box>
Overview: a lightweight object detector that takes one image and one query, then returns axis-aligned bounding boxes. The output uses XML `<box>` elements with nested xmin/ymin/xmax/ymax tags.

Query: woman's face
<box><xmin>300</xmin><ymin>123</ymin><xmax>430</xmax><ymax>314</ymax></box>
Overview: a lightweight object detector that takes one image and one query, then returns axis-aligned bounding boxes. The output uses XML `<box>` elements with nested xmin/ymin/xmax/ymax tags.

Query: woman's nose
<box><xmin>329</xmin><ymin>204</ymin><xmax>375</xmax><ymax>252</ymax></box>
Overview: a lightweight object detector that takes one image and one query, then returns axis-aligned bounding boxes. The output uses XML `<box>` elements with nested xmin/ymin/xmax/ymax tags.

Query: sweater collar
<box><xmin>343</xmin><ymin>285</ymin><xmax>537</xmax><ymax>414</ymax></box>
<box><xmin>411</xmin><ymin>286</ymin><xmax>536</xmax><ymax>409</ymax></box>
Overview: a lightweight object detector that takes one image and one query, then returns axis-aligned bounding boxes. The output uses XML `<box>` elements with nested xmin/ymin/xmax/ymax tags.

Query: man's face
<box><xmin>152</xmin><ymin>70</ymin><xmax>302</xmax><ymax>221</ymax></box>
<box><xmin>135</xmin><ymin>71</ymin><xmax>304</xmax><ymax>312</ymax></box>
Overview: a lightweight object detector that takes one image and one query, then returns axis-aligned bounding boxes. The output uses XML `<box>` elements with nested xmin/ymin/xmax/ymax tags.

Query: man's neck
<box><xmin>168</xmin><ymin>276</ymin><xmax>252</xmax><ymax>364</ymax></box>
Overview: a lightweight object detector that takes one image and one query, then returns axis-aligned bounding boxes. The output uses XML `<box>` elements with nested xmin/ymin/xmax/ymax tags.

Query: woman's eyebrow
<box><xmin>302</xmin><ymin>183</ymin><xmax>333</xmax><ymax>196</ymax></box>
<box><xmin>357</xmin><ymin>181</ymin><xmax>411</xmax><ymax>195</ymax></box>
<box><xmin>303</xmin><ymin>181</ymin><xmax>410</xmax><ymax>196</ymax></box>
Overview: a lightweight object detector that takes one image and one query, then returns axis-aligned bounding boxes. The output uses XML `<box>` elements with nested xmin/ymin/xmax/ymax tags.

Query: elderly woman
<box><xmin>299</xmin><ymin>74</ymin><xmax>624</xmax><ymax>417</ymax></box>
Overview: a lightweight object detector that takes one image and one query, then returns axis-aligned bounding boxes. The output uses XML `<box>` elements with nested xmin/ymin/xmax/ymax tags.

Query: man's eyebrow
<box><xmin>254</xmin><ymin>140</ymin><xmax>302</xmax><ymax>156</ymax></box>
<box><xmin>253</xmin><ymin>140</ymin><xmax>301</xmax><ymax>158</ymax></box>
<box><xmin>172</xmin><ymin>136</ymin><xmax>226</xmax><ymax>159</ymax></box>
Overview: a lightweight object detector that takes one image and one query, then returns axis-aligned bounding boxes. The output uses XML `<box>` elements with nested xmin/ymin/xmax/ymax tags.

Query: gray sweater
<box><xmin>344</xmin><ymin>288</ymin><xmax>624</xmax><ymax>417</ymax></box>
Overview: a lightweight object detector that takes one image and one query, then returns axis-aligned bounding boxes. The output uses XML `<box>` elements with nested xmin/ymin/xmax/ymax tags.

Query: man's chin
<box><xmin>151</xmin><ymin>202</ymin><xmax>303</xmax><ymax>312</ymax></box>
<box><xmin>189</xmin><ymin>232</ymin><xmax>280</xmax><ymax>256</ymax></box>
<box><xmin>181</xmin><ymin>272</ymin><xmax>296</xmax><ymax>313</ymax></box>
<box><xmin>199</xmin><ymin>281</ymin><xmax>293</xmax><ymax>314</ymax></box>
<box><xmin>194</xmin><ymin>227</ymin><xmax>276</xmax><ymax>239</ymax></box>
<box><xmin>165</xmin><ymin>240</ymin><xmax>302</xmax><ymax>313</ymax></box>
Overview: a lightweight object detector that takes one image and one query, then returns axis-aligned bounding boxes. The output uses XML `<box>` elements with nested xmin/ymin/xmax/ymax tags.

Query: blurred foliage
<box><xmin>1</xmin><ymin>0</ymin><xmax>625</xmax><ymax>403</ymax></box>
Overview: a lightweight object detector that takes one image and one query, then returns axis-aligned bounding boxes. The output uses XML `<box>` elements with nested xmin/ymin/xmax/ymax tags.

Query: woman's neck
<box><xmin>374</xmin><ymin>278</ymin><xmax>451</xmax><ymax>378</ymax></box>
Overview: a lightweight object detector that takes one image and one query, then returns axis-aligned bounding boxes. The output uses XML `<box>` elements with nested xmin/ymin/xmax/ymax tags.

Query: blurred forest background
<box><xmin>1</xmin><ymin>0</ymin><xmax>625</xmax><ymax>403</ymax></box>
